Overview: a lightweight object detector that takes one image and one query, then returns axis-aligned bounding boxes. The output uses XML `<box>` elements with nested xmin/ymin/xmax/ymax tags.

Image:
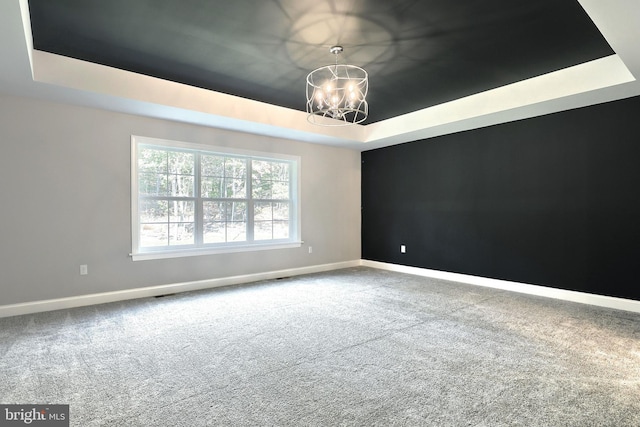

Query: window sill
<box><xmin>131</xmin><ymin>241</ymin><xmax>302</xmax><ymax>261</ymax></box>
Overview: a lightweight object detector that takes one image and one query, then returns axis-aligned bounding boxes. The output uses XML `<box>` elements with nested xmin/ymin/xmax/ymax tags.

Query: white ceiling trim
<box><xmin>363</xmin><ymin>54</ymin><xmax>635</xmax><ymax>149</ymax></box>
<box><xmin>1</xmin><ymin>0</ymin><xmax>639</xmax><ymax>151</ymax></box>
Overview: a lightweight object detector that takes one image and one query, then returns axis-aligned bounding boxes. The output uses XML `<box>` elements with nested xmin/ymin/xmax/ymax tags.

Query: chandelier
<box><xmin>306</xmin><ymin>46</ymin><xmax>368</xmax><ymax>126</ymax></box>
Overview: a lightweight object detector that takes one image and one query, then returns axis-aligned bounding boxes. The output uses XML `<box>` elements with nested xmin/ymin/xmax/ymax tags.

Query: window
<box><xmin>131</xmin><ymin>136</ymin><xmax>300</xmax><ymax>260</ymax></box>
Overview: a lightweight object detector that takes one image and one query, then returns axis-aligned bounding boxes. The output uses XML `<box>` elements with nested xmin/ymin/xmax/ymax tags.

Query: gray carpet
<box><xmin>1</xmin><ymin>267</ymin><xmax>639</xmax><ymax>426</ymax></box>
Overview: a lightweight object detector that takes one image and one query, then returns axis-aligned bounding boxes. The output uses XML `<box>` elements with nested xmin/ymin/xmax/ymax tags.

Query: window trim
<box><xmin>131</xmin><ymin>135</ymin><xmax>301</xmax><ymax>261</ymax></box>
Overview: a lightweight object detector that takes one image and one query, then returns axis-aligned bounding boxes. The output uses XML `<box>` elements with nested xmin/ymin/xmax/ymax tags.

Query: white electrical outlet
<box><xmin>80</xmin><ymin>265</ymin><xmax>88</xmax><ymax>275</ymax></box>
<box><xmin>400</xmin><ymin>245</ymin><xmax>406</xmax><ymax>253</ymax></box>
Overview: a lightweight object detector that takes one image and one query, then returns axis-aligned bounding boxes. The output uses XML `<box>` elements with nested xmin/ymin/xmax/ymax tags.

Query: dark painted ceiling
<box><xmin>28</xmin><ymin>0</ymin><xmax>614</xmax><ymax>124</ymax></box>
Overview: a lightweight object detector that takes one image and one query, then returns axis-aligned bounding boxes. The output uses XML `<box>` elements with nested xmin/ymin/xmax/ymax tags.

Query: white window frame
<box><xmin>131</xmin><ymin>135</ymin><xmax>301</xmax><ymax>261</ymax></box>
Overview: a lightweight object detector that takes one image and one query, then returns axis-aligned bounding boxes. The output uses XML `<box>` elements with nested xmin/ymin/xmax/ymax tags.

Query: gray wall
<box><xmin>0</xmin><ymin>95</ymin><xmax>361</xmax><ymax>305</ymax></box>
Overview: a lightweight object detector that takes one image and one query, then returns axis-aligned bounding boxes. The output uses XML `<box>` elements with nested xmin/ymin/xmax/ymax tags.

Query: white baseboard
<box><xmin>3</xmin><ymin>259</ymin><xmax>639</xmax><ymax>318</ymax></box>
<box><xmin>0</xmin><ymin>260</ymin><xmax>361</xmax><ymax>318</ymax></box>
<box><xmin>361</xmin><ymin>260</ymin><xmax>640</xmax><ymax>314</ymax></box>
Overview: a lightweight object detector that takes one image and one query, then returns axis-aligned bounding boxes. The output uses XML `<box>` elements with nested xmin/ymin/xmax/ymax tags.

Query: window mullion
<box><xmin>247</xmin><ymin>158</ymin><xmax>254</xmax><ymax>242</ymax></box>
<box><xmin>194</xmin><ymin>152</ymin><xmax>203</xmax><ymax>246</ymax></box>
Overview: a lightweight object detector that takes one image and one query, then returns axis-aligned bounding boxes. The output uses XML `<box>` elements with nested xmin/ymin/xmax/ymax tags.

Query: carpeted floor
<box><xmin>1</xmin><ymin>267</ymin><xmax>639</xmax><ymax>426</ymax></box>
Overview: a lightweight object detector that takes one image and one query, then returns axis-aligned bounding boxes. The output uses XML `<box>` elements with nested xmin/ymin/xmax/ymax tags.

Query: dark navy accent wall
<box><xmin>361</xmin><ymin>95</ymin><xmax>640</xmax><ymax>301</ymax></box>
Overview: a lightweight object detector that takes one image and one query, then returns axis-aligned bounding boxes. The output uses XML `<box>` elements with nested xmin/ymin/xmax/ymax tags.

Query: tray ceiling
<box><xmin>28</xmin><ymin>0</ymin><xmax>614</xmax><ymax>124</ymax></box>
